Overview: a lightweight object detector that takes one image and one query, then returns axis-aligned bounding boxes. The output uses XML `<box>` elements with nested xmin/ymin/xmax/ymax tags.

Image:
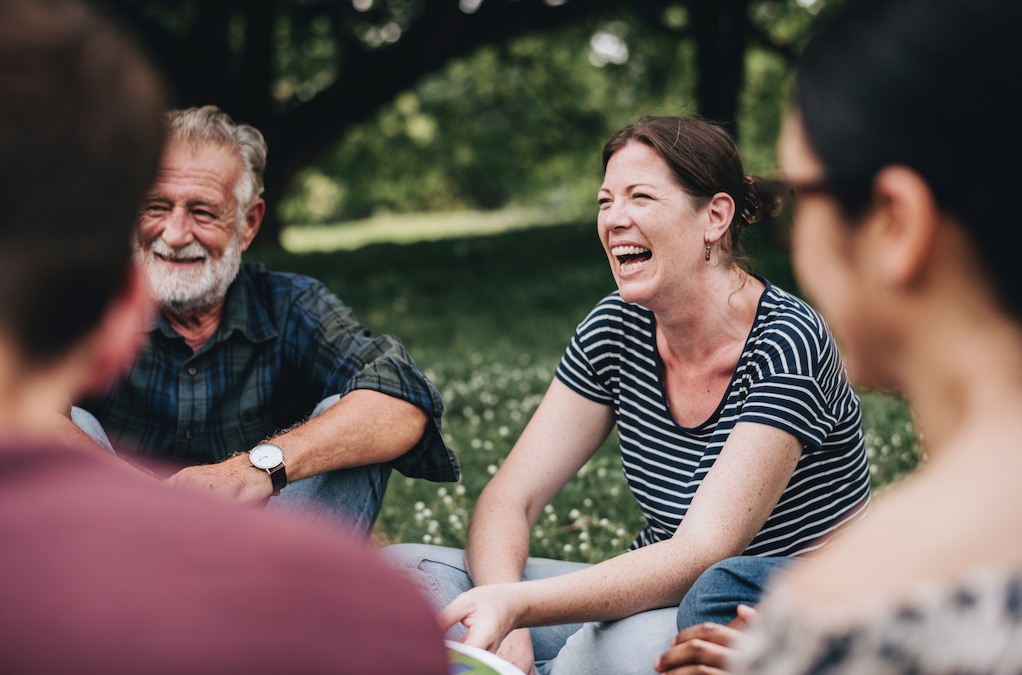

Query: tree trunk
<box><xmin>690</xmin><ymin>0</ymin><xmax>752</xmax><ymax>138</ymax></box>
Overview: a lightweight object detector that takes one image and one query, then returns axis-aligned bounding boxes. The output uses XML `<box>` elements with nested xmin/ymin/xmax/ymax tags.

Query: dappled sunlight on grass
<box><xmin>281</xmin><ymin>207</ymin><xmax>586</xmax><ymax>253</ymax></box>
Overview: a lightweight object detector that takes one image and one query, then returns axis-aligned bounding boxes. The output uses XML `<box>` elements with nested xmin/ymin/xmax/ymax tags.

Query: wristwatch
<box><xmin>249</xmin><ymin>443</ymin><xmax>287</xmax><ymax>496</ymax></box>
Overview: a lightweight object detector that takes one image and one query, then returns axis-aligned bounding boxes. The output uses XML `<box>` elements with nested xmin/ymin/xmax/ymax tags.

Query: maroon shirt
<box><xmin>0</xmin><ymin>440</ymin><xmax>449</xmax><ymax>674</ymax></box>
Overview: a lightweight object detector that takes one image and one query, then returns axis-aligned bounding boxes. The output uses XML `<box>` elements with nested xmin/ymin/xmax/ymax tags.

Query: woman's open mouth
<box><xmin>611</xmin><ymin>245</ymin><xmax>652</xmax><ymax>273</ymax></box>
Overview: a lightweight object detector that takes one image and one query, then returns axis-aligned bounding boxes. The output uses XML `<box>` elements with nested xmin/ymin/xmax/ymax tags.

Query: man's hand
<box><xmin>654</xmin><ymin>604</ymin><xmax>756</xmax><ymax>674</ymax></box>
<box><xmin>165</xmin><ymin>453</ymin><xmax>272</xmax><ymax>503</ymax></box>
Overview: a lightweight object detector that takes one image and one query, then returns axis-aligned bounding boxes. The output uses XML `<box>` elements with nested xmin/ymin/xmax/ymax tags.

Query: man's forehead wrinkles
<box><xmin>155</xmin><ymin>167</ymin><xmax>235</xmax><ymax>187</ymax></box>
<box><xmin>154</xmin><ymin>142</ymin><xmax>243</xmax><ymax>189</ymax></box>
<box><xmin>146</xmin><ymin>186</ymin><xmax>231</xmax><ymax>208</ymax></box>
<box><xmin>149</xmin><ymin>170</ymin><xmax>236</xmax><ymax>204</ymax></box>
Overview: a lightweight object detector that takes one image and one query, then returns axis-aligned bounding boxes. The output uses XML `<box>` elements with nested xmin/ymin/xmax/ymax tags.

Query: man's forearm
<box><xmin>268</xmin><ymin>388</ymin><xmax>427</xmax><ymax>483</ymax></box>
<box><xmin>166</xmin><ymin>389</ymin><xmax>428</xmax><ymax>502</ymax></box>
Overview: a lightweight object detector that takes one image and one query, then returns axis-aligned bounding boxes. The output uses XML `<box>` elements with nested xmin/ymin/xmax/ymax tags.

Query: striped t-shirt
<box><xmin>555</xmin><ymin>282</ymin><xmax>870</xmax><ymax>556</ymax></box>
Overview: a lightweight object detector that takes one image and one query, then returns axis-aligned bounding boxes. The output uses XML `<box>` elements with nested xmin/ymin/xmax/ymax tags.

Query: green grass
<box><xmin>251</xmin><ymin>219</ymin><xmax>923</xmax><ymax>560</ymax></box>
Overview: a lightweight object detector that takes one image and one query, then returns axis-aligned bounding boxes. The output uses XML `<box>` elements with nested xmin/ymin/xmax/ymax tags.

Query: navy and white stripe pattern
<box><xmin>556</xmin><ymin>281</ymin><xmax>870</xmax><ymax>556</ymax></box>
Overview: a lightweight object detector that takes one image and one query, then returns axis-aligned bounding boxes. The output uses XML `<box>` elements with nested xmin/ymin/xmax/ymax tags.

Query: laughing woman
<box><xmin>385</xmin><ymin>116</ymin><xmax>870</xmax><ymax>675</ymax></box>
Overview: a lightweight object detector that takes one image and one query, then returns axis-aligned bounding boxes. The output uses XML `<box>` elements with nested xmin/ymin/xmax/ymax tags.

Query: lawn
<box><xmin>251</xmin><ymin>218</ymin><xmax>923</xmax><ymax>561</ymax></box>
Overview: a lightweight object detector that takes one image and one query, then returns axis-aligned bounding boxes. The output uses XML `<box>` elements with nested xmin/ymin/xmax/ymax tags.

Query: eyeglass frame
<box><xmin>760</xmin><ymin>176</ymin><xmax>834</xmax><ymax>202</ymax></box>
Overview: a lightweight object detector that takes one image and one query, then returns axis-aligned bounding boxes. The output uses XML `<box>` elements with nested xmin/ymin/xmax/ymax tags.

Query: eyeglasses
<box><xmin>761</xmin><ymin>176</ymin><xmax>833</xmax><ymax>201</ymax></box>
<box><xmin>748</xmin><ymin>177</ymin><xmax>836</xmax><ymax>252</ymax></box>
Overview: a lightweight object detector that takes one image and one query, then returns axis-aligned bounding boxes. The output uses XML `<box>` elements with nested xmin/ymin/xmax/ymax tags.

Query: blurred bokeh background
<box><xmin>95</xmin><ymin>0</ymin><xmax>922</xmax><ymax>554</ymax></box>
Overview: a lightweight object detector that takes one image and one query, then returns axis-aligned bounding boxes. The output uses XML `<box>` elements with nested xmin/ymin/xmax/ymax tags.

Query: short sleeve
<box><xmin>738</xmin><ymin>303</ymin><xmax>851</xmax><ymax>452</ymax></box>
<box><xmin>554</xmin><ymin>294</ymin><xmax>636</xmax><ymax>406</ymax></box>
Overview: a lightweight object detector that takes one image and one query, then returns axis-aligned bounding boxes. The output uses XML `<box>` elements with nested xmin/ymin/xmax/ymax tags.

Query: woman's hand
<box><xmin>496</xmin><ymin>628</ymin><xmax>538</xmax><ymax>675</ymax></box>
<box><xmin>440</xmin><ymin>586</ymin><xmax>538</xmax><ymax>674</ymax></box>
<box><xmin>654</xmin><ymin>604</ymin><xmax>756</xmax><ymax>674</ymax></box>
<box><xmin>438</xmin><ymin>583</ymin><xmax>524</xmax><ymax>653</ymax></box>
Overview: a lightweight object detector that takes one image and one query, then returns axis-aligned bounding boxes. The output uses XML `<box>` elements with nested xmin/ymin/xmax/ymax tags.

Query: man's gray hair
<box><xmin>164</xmin><ymin>105</ymin><xmax>267</xmax><ymax>223</ymax></box>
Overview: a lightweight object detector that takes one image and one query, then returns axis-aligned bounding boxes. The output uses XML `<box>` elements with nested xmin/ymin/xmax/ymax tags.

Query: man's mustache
<box><xmin>148</xmin><ymin>239</ymin><xmax>209</xmax><ymax>262</ymax></box>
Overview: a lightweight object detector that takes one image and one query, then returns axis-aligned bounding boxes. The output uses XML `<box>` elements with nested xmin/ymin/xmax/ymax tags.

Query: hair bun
<box><xmin>741</xmin><ymin>176</ymin><xmax>763</xmax><ymax>225</ymax></box>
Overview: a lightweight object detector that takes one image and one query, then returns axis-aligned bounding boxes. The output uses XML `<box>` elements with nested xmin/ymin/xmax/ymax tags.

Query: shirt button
<box><xmin>187</xmin><ymin>366</ymin><xmax>197</xmax><ymax>375</ymax></box>
<box><xmin>184</xmin><ymin>429</ymin><xmax>193</xmax><ymax>440</ymax></box>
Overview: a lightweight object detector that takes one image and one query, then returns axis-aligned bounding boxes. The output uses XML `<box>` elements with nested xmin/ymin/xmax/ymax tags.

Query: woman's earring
<box><xmin>705</xmin><ymin>243</ymin><xmax>711</xmax><ymax>262</ymax></box>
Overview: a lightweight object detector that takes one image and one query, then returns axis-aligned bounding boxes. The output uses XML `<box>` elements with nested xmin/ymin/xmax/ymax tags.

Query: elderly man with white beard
<box><xmin>74</xmin><ymin>105</ymin><xmax>458</xmax><ymax>536</ymax></box>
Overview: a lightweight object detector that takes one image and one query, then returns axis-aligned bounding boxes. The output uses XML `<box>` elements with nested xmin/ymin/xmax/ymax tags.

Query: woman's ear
<box><xmin>867</xmin><ymin>166</ymin><xmax>939</xmax><ymax>288</ymax></box>
<box><xmin>704</xmin><ymin>192</ymin><xmax>737</xmax><ymax>244</ymax></box>
<box><xmin>78</xmin><ymin>264</ymin><xmax>154</xmax><ymax>397</ymax></box>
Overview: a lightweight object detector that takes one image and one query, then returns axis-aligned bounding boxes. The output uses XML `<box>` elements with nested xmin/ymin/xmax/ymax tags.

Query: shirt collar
<box><xmin>148</xmin><ymin>262</ymin><xmax>279</xmax><ymax>346</ymax></box>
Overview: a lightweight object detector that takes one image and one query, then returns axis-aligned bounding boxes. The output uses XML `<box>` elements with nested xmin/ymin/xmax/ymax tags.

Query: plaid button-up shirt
<box><xmin>83</xmin><ymin>263</ymin><xmax>459</xmax><ymax>482</ymax></box>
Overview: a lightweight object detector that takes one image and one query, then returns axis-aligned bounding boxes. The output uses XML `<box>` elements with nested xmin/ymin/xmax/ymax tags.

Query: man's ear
<box><xmin>868</xmin><ymin>166</ymin><xmax>939</xmax><ymax>288</ymax></box>
<box><xmin>704</xmin><ymin>192</ymin><xmax>737</xmax><ymax>245</ymax></box>
<box><xmin>78</xmin><ymin>264</ymin><xmax>153</xmax><ymax>397</ymax></box>
<box><xmin>239</xmin><ymin>198</ymin><xmax>265</xmax><ymax>252</ymax></box>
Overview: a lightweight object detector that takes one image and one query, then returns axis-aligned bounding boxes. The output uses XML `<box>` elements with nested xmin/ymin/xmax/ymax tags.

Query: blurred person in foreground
<box><xmin>386</xmin><ymin>114</ymin><xmax>870</xmax><ymax>674</ymax></box>
<box><xmin>656</xmin><ymin>0</ymin><xmax>1022</xmax><ymax>672</ymax></box>
<box><xmin>0</xmin><ymin>0</ymin><xmax>448</xmax><ymax>671</ymax></box>
<box><xmin>72</xmin><ymin>103</ymin><xmax>458</xmax><ymax>537</ymax></box>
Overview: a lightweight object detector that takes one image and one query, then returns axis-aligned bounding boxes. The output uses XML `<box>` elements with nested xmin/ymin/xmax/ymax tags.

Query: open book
<box><xmin>447</xmin><ymin>640</ymin><xmax>527</xmax><ymax>675</ymax></box>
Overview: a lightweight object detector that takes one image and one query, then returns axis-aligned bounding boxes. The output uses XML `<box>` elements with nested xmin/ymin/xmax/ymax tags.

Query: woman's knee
<box><xmin>549</xmin><ymin>609</ymin><xmax>676</xmax><ymax>675</ymax></box>
<box><xmin>381</xmin><ymin>544</ymin><xmax>472</xmax><ymax>605</ymax></box>
<box><xmin>70</xmin><ymin>406</ymin><xmax>115</xmax><ymax>452</ymax></box>
<box><xmin>381</xmin><ymin>543</ymin><xmax>465</xmax><ymax>571</ymax></box>
<box><xmin>677</xmin><ymin>556</ymin><xmax>794</xmax><ymax>630</ymax></box>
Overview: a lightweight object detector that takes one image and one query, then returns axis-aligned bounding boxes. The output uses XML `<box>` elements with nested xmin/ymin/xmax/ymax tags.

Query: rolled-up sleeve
<box><xmin>287</xmin><ymin>281</ymin><xmax>459</xmax><ymax>482</ymax></box>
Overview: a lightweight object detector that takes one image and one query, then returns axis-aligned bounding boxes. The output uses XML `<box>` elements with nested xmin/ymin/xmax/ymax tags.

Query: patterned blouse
<box><xmin>731</xmin><ymin>564</ymin><xmax>1022</xmax><ymax>674</ymax></box>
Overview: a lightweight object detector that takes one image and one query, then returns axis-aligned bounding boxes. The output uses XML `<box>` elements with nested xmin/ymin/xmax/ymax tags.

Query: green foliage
<box><xmin>860</xmin><ymin>393</ymin><xmax>925</xmax><ymax>491</ymax></box>
<box><xmin>737</xmin><ymin>47</ymin><xmax>792</xmax><ymax>177</ymax></box>
<box><xmin>288</xmin><ymin>17</ymin><xmax>635</xmax><ymax>222</ymax></box>
<box><xmin>280</xmin><ymin>1</ymin><xmax>828</xmax><ymax>224</ymax></box>
<box><xmin>250</xmin><ymin>218</ymin><xmax>921</xmax><ymax>561</ymax></box>
<box><xmin>108</xmin><ymin>0</ymin><xmax>849</xmax><ymax>247</ymax></box>
<box><xmin>272</xmin><ymin>12</ymin><xmax>340</xmax><ymax>107</ymax></box>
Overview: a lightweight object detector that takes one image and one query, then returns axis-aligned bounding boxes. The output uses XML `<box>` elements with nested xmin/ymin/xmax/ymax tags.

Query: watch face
<box><xmin>249</xmin><ymin>444</ymin><xmax>284</xmax><ymax>469</ymax></box>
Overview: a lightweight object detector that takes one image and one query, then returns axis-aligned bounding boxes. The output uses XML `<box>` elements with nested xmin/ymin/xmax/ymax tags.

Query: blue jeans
<box><xmin>70</xmin><ymin>394</ymin><xmax>389</xmax><ymax>539</ymax></box>
<box><xmin>675</xmin><ymin>555</ymin><xmax>796</xmax><ymax>630</ymax></box>
<box><xmin>382</xmin><ymin>543</ymin><xmax>679</xmax><ymax>675</ymax></box>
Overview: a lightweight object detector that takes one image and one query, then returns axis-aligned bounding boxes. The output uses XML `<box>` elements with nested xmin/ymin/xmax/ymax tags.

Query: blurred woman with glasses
<box><xmin>657</xmin><ymin>0</ymin><xmax>1022</xmax><ymax>672</ymax></box>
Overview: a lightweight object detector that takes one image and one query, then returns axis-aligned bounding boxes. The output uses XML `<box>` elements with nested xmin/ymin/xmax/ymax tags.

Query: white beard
<box><xmin>135</xmin><ymin>232</ymin><xmax>243</xmax><ymax>317</ymax></box>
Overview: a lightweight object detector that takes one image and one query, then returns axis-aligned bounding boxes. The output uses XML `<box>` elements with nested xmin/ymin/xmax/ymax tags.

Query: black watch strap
<box><xmin>267</xmin><ymin>464</ymin><xmax>287</xmax><ymax>495</ymax></box>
